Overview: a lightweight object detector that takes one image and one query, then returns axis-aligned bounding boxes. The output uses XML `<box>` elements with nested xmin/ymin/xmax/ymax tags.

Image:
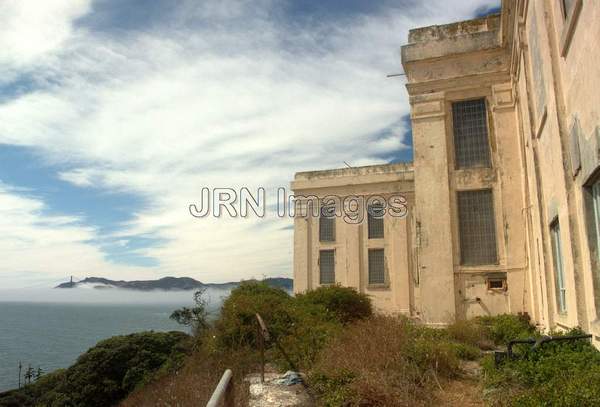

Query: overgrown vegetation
<box><xmin>309</xmin><ymin>315</ymin><xmax>463</xmax><ymax>406</ymax></box>
<box><xmin>0</xmin><ymin>331</ymin><xmax>190</xmax><ymax>407</ymax></box>
<box><xmin>170</xmin><ymin>288</ymin><xmax>210</xmax><ymax>335</ymax></box>
<box><xmin>446</xmin><ymin>312</ymin><xmax>535</xmax><ymax>350</ymax></box>
<box><xmin>122</xmin><ymin>283</ymin><xmax>600</xmax><ymax>406</ymax></box>
<box><xmin>5</xmin><ymin>281</ymin><xmax>599</xmax><ymax>407</ymax></box>
<box><xmin>482</xmin><ymin>328</ymin><xmax>600</xmax><ymax>406</ymax></box>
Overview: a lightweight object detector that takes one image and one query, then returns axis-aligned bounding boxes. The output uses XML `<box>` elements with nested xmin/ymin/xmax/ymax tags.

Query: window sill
<box><xmin>367</xmin><ymin>283</ymin><xmax>390</xmax><ymax>290</ymax></box>
<box><xmin>487</xmin><ymin>288</ymin><xmax>508</xmax><ymax>294</ymax></box>
<box><xmin>560</xmin><ymin>0</ymin><xmax>582</xmax><ymax>57</ymax></box>
<box><xmin>457</xmin><ymin>264</ymin><xmax>501</xmax><ymax>273</ymax></box>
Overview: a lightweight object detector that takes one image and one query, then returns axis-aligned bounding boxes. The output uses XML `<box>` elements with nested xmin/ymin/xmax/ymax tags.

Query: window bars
<box><xmin>457</xmin><ymin>189</ymin><xmax>498</xmax><ymax>265</ymax></box>
<box><xmin>452</xmin><ymin>99</ymin><xmax>492</xmax><ymax>169</ymax></box>
<box><xmin>368</xmin><ymin>249</ymin><xmax>385</xmax><ymax>285</ymax></box>
<box><xmin>319</xmin><ymin>205</ymin><xmax>336</xmax><ymax>242</ymax></box>
<box><xmin>368</xmin><ymin>204</ymin><xmax>385</xmax><ymax>239</ymax></box>
<box><xmin>319</xmin><ymin>250</ymin><xmax>335</xmax><ymax>284</ymax></box>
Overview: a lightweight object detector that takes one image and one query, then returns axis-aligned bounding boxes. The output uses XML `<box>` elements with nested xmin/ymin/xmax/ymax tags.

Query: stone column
<box><xmin>410</xmin><ymin>91</ymin><xmax>456</xmax><ymax>325</ymax></box>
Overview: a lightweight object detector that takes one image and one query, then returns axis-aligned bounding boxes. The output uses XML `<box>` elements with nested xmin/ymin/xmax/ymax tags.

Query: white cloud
<box><xmin>0</xmin><ymin>0</ymin><xmax>499</xmax><ymax>286</ymax></box>
<box><xmin>0</xmin><ymin>184</ymin><xmax>154</xmax><ymax>288</ymax></box>
<box><xmin>0</xmin><ymin>0</ymin><xmax>91</xmax><ymax>74</ymax></box>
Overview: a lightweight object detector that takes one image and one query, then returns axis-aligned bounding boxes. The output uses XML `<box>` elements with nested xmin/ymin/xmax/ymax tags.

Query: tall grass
<box><xmin>309</xmin><ymin>316</ymin><xmax>463</xmax><ymax>406</ymax></box>
<box><xmin>120</xmin><ymin>341</ymin><xmax>257</xmax><ymax>407</ymax></box>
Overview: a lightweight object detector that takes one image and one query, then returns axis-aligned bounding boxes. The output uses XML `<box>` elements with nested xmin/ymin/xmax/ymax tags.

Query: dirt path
<box><xmin>245</xmin><ymin>372</ymin><xmax>314</xmax><ymax>407</ymax></box>
<box><xmin>435</xmin><ymin>360</ymin><xmax>484</xmax><ymax>406</ymax></box>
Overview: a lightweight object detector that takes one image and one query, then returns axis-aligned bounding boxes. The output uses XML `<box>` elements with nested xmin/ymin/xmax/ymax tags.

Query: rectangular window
<box><xmin>588</xmin><ymin>180</ymin><xmax>600</xmax><ymax>315</ymax></box>
<box><xmin>319</xmin><ymin>206</ymin><xmax>336</xmax><ymax>242</ymax></box>
<box><xmin>487</xmin><ymin>278</ymin><xmax>507</xmax><ymax>291</ymax></box>
<box><xmin>319</xmin><ymin>250</ymin><xmax>335</xmax><ymax>285</ymax></box>
<box><xmin>550</xmin><ymin>220</ymin><xmax>567</xmax><ymax>313</ymax></box>
<box><xmin>368</xmin><ymin>249</ymin><xmax>385</xmax><ymax>285</ymax></box>
<box><xmin>591</xmin><ymin>181</ymin><xmax>600</xmax><ymax>260</ymax></box>
<box><xmin>562</xmin><ymin>0</ymin><xmax>574</xmax><ymax>18</ymax></box>
<box><xmin>368</xmin><ymin>204</ymin><xmax>384</xmax><ymax>239</ymax></box>
<box><xmin>452</xmin><ymin>99</ymin><xmax>492</xmax><ymax>168</ymax></box>
<box><xmin>458</xmin><ymin>189</ymin><xmax>498</xmax><ymax>265</ymax></box>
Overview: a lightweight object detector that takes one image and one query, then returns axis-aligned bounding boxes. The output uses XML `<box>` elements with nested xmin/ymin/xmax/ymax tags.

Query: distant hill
<box><xmin>55</xmin><ymin>276</ymin><xmax>293</xmax><ymax>291</ymax></box>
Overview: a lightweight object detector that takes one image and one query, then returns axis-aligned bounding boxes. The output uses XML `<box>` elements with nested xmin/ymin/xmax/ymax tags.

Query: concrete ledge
<box><xmin>292</xmin><ymin>163</ymin><xmax>414</xmax><ymax>191</ymax></box>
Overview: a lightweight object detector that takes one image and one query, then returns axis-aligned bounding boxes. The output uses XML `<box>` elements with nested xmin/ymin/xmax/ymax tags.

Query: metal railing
<box><xmin>206</xmin><ymin>369</ymin><xmax>234</xmax><ymax>407</ymax></box>
<box><xmin>494</xmin><ymin>333</ymin><xmax>593</xmax><ymax>366</ymax></box>
<box><xmin>207</xmin><ymin>313</ymin><xmax>304</xmax><ymax>406</ymax></box>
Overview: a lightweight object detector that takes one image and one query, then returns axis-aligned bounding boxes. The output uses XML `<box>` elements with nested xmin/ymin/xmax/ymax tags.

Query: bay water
<box><xmin>0</xmin><ymin>287</ymin><xmax>230</xmax><ymax>392</ymax></box>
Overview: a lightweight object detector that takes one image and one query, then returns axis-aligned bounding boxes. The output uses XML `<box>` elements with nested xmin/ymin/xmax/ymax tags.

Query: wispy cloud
<box><xmin>0</xmin><ymin>0</ymin><xmax>499</xmax><ymax>287</ymax></box>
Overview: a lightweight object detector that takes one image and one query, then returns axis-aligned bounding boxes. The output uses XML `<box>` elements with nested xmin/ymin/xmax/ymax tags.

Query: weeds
<box><xmin>482</xmin><ymin>328</ymin><xmax>600</xmax><ymax>406</ymax></box>
<box><xmin>308</xmin><ymin>316</ymin><xmax>463</xmax><ymax>406</ymax></box>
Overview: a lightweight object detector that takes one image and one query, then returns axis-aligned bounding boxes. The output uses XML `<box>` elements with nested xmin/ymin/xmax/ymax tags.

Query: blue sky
<box><xmin>0</xmin><ymin>0</ymin><xmax>499</xmax><ymax>288</ymax></box>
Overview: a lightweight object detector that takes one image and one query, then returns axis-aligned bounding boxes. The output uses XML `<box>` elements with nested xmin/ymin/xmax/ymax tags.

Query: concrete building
<box><xmin>292</xmin><ymin>0</ymin><xmax>600</xmax><ymax>344</ymax></box>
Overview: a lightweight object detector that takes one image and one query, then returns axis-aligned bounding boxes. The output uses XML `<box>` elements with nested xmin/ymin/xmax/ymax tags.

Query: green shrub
<box><xmin>215</xmin><ymin>281</ymin><xmax>293</xmax><ymax>348</ymax></box>
<box><xmin>309</xmin><ymin>370</ymin><xmax>356</xmax><ymax>407</ymax></box>
<box><xmin>0</xmin><ymin>331</ymin><xmax>190</xmax><ymax>407</ymax></box>
<box><xmin>446</xmin><ymin>318</ymin><xmax>494</xmax><ymax>350</ymax></box>
<box><xmin>482</xmin><ymin>328</ymin><xmax>600</xmax><ymax>406</ymax></box>
<box><xmin>215</xmin><ymin>283</ymin><xmax>373</xmax><ymax>371</ymax></box>
<box><xmin>271</xmin><ymin>300</ymin><xmax>342</xmax><ymax>370</ymax></box>
<box><xmin>296</xmin><ymin>285</ymin><xmax>372</xmax><ymax>324</ymax></box>
<box><xmin>451</xmin><ymin>342</ymin><xmax>481</xmax><ymax>361</ymax></box>
<box><xmin>447</xmin><ymin>314</ymin><xmax>535</xmax><ymax>350</ymax></box>
<box><xmin>478</xmin><ymin>313</ymin><xmax>535</xmax><ymax>345</ymax></box>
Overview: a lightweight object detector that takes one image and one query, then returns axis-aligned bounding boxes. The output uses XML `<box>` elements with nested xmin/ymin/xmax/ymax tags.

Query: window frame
<box><xmin>319</xmin><ymin>204</ymin><xmax>336</xmax><ymax>242</ymax></box>
<box><xmin>319</xmin><ymin>249</ymin><xmax>335</xmax><ymax>285</ymax></box>
<box><xmin>367</xmin><ymin>203</ymin><xmax>385</xmax><ymax>239</ymax></box>
<box><xmin>550</xmin><ymin>219</ymin><xmax>567</xmax><ymax>314</ymax></box>
<box><xmin>584</xmin><ymin>176</ymin><xmax>600</xmax><ymax>317</ymax></box>
<box><xmin>451</xmin><ymin>98</ymin><xmax>493</xmax><ymax>170</ymax></box>
<box><xmin>457</xmin><ymin>189</ymin><xmax>499</xmax><ymax>266</ymax></box>
<box><xmin>487</xmin><ymin>278</ymin><xmax>507</xmax><ymax>291</ymax></box>
<box><xmin>368</xmin><ymin>248</ymin><xmax>386</xmax><ymax>285</ymax></box>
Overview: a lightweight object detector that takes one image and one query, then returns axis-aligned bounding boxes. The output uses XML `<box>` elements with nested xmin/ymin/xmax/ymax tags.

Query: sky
<box><xmin>0</xmin><ymin>0</ymin><xmax>500</xmax><ymax>289</ymax></box>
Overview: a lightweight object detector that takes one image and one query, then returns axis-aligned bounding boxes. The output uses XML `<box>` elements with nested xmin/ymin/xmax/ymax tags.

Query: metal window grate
<box><xmin>452</xmin><ymin>99</ymin><xmax>491</xmax><ymax>168</ymax></box>
<box><xmin>319</xmin><ymin>250</ymin><xmax>335</xmax><ymax>284</ymax></box>
<box><xmin>368</xmin><ymin>204</ymin><xmax>384</xmax><ymax>239</ymax></box>
<box><xmin>368</xmin><ymin>249</ymin><xmax>385</xmax><ymax>284</ymax></box>
<box><xmin>550</xmin><ymin>221</ymin><xmax>567</xmax><ymax>313</ymax></box>
<box><xmin>319</xmin><ymin>206</ymin><xmax>336</xmax><ymax>242</ymax></box>
<box><xmin>458</xmin><ymin>189</ymin><xmax>498</xmax><ymax>265</ymax></box>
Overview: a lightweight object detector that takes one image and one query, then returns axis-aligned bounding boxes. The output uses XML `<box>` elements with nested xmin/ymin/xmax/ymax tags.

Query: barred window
<box><xmin>452</xmin><ymin>99</ymin><xmax>491</xmax><ymax>168</ymax></box>
<box><xmin>368</xmin><ymin>204</ymin><xmax>384</xmax><ymax>239</ymax></box>
<box><xmin>319</xmin><ymin>250</ymin><xmax>335</xmax><ymax>285</ymax></box>
<box><xmin>368</xmin><ymin>249</ymin><xmax>385</xmax><ymax>284</ymax></box>
<box><xmin>550</xmin><ymin>220</ymin><xmax>567</xmax><ymax>313</ymax></box>
<box><xmin>458</xmin><ymin>189</ymin><xmax>498</xmax><ymax>265</ymax></box>
<box><xmin>319</xmin><ymin>205</ymin><xmax>336</xmax><ymax>242</ymax></box>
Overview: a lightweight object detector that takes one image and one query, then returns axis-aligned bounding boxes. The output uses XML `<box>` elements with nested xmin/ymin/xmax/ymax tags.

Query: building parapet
<box><xmin>292</xmin><ymin>162</ymin><xmax>414</xmax><ymax>191</ymax></box>
<box><xmin>402</xmin><ymin>14</ymin><xmax>502</xmax><ymax>63</ymax></box>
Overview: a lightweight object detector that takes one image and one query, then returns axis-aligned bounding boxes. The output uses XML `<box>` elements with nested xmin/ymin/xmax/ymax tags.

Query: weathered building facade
<box><xmin>293</xmin><ymin>0</ymin><xmax>600</xmax><ymax>344</ymax></box>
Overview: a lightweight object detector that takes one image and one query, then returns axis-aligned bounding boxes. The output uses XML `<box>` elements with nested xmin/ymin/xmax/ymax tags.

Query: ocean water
<box><xmin>0</xmin><ymin>288</ymin><xmax>230</xmax><ymax>392</ymax></box>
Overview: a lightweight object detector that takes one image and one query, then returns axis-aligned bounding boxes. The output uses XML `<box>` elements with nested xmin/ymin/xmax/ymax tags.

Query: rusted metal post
<box><xmin>256</xmin><ymin>313</ymin><xmax>270</xmax><ymax>383</ymax></box>
<box><xmin>258</xmin><ymin>318</ymin><xmax>265</xmax><ymax>383</ymax></box>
